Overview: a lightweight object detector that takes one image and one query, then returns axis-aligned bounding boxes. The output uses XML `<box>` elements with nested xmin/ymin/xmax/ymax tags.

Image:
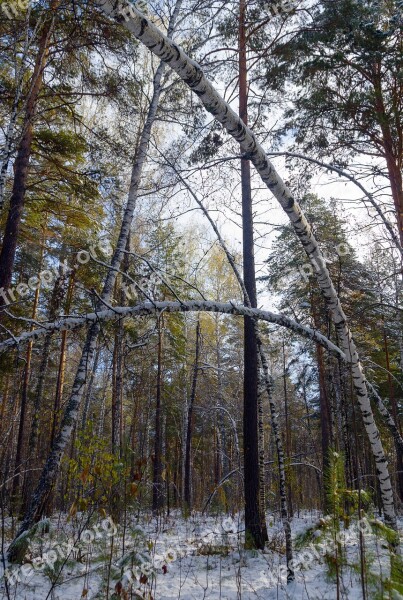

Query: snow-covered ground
<box><xmin>0</xmin><ymin>510</ymin><xmax>399</xmax><ymax>599</ymax></box>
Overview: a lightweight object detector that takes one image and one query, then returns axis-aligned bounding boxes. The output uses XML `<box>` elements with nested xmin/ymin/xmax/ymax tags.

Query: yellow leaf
<box><xmin>68</xmin><ymin>501</ymin><xmax>77</xmax><ymax>519</ymax></box>
<box><xmin>80</xmin><ymin>466</ymin><xmax>90</xmax><ymax>483</ymax></box>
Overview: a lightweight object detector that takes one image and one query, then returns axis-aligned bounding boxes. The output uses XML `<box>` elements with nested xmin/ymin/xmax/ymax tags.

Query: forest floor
<box><xmin>0</xmin><ymin>509</ymin><xmax>398</xmax><ymax>599</ymax></box>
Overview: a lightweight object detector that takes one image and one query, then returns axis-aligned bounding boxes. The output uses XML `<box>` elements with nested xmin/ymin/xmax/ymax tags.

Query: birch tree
<box><xmin>90</xmin><ymin>0</ymin><xmax>398</xmax><ymax>532</ymax></box>
<box><xmin>5</xmin><ymin>0</ymin><xmax>402</xmax><ymax>564</ymax></box>
<box><xmin>7</xmin><ymin>0</ymin><xmax>184</xmax><ymax>561</ymax></box>
<box><xmin>2</xmin><ymin>298</ymin><xmax>402</xmax><ymax>453</ymax></box>
<box><xmin>159</xmin><ymin>153</ymin><xmax>294</xmax><ymax>573</ymax></box>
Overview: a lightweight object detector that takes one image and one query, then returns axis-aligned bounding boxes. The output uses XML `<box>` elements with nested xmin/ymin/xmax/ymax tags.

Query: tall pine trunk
<box><xmin>383</xmin><ymin>318</ymin><xmax>403</xmax><ymax>501</ymax></box>
<box><xmin>373</xmin><ymin>78</ymin><xmax>403</xmax><ymax>248</ymax></box>
<box><xmin>0</xmin><ymin>8</ymin><xmax>33</xmax><ymax>212</ymax></box>
<box><xmin>20</xmin><ymin>270</ymin><xmax>67</xmax><ymax>514</ymax></box>
<box><xmin>152</xmin><ymin>317</ymin><xmax>164</xmax><ymax>513</ymax></box>
<box><xmin>44</xmin><ymin>278</ymin><xmax>74</xmax><ymax>517</ymax></box>
<box><xmin>50</xmin><ymin>270</ymin><xmax>75</xmax><ymax>447</ymax></box>
<box><xmin>184</xmin><ymin>320</ymin><xmax>201</xmax><ymax>510</ymax></box>
<box><xmin>94</xmin><ymin>0</ymin><xmax>399</xmax><ymax>533</ymax></box>
<box><xmin>0</xmin><ymin>1</ymin><xmax>60</xmax><ymax>294</ymax></box>
<box><xmin>239</xmin><ymin>0</ymin><xmax>268</xmax><ymax>550</ymax></box>
<box><xmin>11</xmin><ymin>276</ymin><xmax>41</xmax><ymax>508</ymax></box>
<box><xmin>12</xmin><ymin>226</ymin><xmax>45</xmax><ymax>507</ymax></box>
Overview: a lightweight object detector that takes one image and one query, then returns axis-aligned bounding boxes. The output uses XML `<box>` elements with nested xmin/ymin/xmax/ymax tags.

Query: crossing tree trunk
<box><xmin>89</xmin><ymin>2</ymin><xmax>398</xmax><ymax>530</ymax></box>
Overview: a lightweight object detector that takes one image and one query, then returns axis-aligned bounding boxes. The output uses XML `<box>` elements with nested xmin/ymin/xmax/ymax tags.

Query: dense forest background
<box><xmin>0</xmin><ymin>0</ymin><xmax>402</xmax><ymax>598</ymax></box>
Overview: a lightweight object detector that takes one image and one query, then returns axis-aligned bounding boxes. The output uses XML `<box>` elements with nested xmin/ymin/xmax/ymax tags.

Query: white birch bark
<box><xmin>93</xmin><ymin>0</ymin><xmax>397</xmax><ymax>530</ymax></box>
<box><xmin>7</xmin><ymin>0</ymin><xmax>184</xmax><ymax>561</ymax></box>
<box><xmin>0</xmin><ymin>300</ymin><xmax>348</xmax><ymax>354</ymax></box>
<box><xmin>5</xmin><ymin>299</ymin><xmax>401</xmax><ymax>457</ymax></box>
<box><xmin>366</xmin><ymin>382</ymin><xmax>403</xmax><ymax>455</ymax></box>
<box><xmin>215</xmin><ymin>324</ymin><xmax>230</xmax><ymax>479</ymax></box>
<box><xmin>258</xmin><ymin>342</ymin><xmax>294</xmax><ymax>582</ymax></box>
<box><xmin>264</xmin><ymin>151</ymin><xmax>403</xmax><ymax>259</ymax></box>
<box><xmin>0</xmin><ymin>83</ymin><xmax>23</xmax><ymax>212</ymax></box>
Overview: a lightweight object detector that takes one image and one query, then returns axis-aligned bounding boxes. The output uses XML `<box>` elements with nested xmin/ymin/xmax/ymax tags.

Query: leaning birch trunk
<box><xmin>7</xmin><ymin>1</ymin><xmax>183</xmax><ymax>562</ymax></box>
<box><xmin>0</xmin><ymin>302</ymin><xmax>351</xmax><ymax>355</ymax></box>
<box><xmin>5</xmin><ymin>299</ymin><xmax>403</xmax><ymax>467</ymax></box>
<box><xmin>367</xmin><ymin>382</ymin><xmax>403</xmax><ymax>455</ymax></box>
<box><xmin>265</xmin><ymin>151</ymin><xmax>403</xmax><ymax>259</ymax></box>
<box><xmin>81</xmin><ymin>344</ymin><xmax>100</xmax><ymax>430</ymax></box>
<box><xmin>93</xmin><ymin>0</ymin><xmax>397</xmax><ymax>531</ymax></box>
